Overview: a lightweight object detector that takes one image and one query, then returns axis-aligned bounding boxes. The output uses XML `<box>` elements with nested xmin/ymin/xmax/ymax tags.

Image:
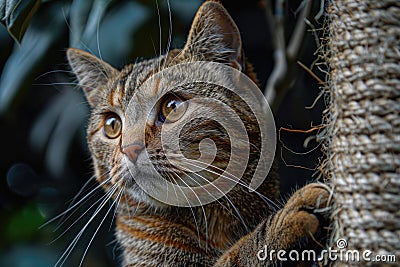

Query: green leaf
<box><xmin>69</xmin><ymin>0</ymin><xmax>94</xmax><ymax>47</ymax></box>
<box><xmin>69</xmin><ymin>0</ymin><xmax>149</xmax><ymax>66</ymax></box>
<box><xmin>69</xmin><ymin>0</ymin><xmax>111</xmax><ymax>48</ymax></box>
<box><xmin>6</xmin><ymin>203</ymin><xmax>45</xmax><ymax>241</ymax></box>
<box><xmin>0</xmin><ymin>0</ymin><xmax>41</xmax><ymax>43</ymax></box>
<box><xmin>30</xmin><ymin>90</ymin><xmax>88</xmax><ymax>178</ymax></box>
<box><xmin>0</xmin><ymin>2</ymin><xmax>68</xmax><ymax>113</ymax></box>
<box><xmin>92</xmin><ymin>1</ymin><xmax>149</xmax><ymax>66</ymax></box>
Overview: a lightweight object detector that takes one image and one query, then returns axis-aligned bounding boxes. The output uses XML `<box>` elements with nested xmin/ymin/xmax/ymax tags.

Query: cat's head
<box><xmin>67</xmin><ymin>1</ymin><xmax>267</xmax><ymax>208</ymax></box>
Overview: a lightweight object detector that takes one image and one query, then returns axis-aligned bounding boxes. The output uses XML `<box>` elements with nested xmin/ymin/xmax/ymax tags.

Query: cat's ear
<box><xmin>183</xmin><ymin>1</ymin><xmax>244</xmax><ymax>70</ymax></box>
<box><xmin>67</xmin><ymin>48</ymin><xmax>119</xmax><ymax>107</ymax></box>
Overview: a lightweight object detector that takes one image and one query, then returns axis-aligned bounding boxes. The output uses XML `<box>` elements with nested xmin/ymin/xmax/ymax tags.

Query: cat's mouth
<box><xmin>120</xmin><ymin>158</ymin><xmax>174</xmax><ymax>207</ymax></box>
<box><xmin>121</xmin><ymin>151</ymin><xmax>227</xmax><ymax>208</ymax></box>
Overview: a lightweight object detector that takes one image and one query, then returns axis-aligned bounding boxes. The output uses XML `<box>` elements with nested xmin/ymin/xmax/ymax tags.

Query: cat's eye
<box><xmin>103</xmin><ymin>114</ymin><xmax>122</xmax><ymax>139</ymax></box>
<box><xmin>159</xmin><ymin>95</ymin><xmax>188</xmax><ymax>123</ymax></box>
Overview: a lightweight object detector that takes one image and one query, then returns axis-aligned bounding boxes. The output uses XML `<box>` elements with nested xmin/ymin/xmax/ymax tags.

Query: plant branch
<box><xmin>264</xmin><ymin>0</ymin><xmax>314</xmax><ymax>111</ymax></box>
<box><xmin>287</xmin><ymin>0</ymin><xmax>312</xmax><ymax>61</ymax></box>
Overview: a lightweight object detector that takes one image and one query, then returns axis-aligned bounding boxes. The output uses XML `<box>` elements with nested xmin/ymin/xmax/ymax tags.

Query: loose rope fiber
<box><xmin>324</xmin><ymin>0</ymin><xmax>400</xmax><ymax>266</ymax></box>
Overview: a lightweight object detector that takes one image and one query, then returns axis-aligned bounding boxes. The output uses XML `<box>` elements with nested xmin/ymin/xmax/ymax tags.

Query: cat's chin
<box><xmin>125</xmin><ymin>185</ymin><xmax>170</xmax><ymax>209</ymax></box>
<box><xmin>122</xmin><ymin>170</ymin><xmax>171</xmax><ymax>210</ymax></box>
<box><xmin>120</xmin><ymin>158</ymin><xmax>178</xmax><ymax>209</ymax></box>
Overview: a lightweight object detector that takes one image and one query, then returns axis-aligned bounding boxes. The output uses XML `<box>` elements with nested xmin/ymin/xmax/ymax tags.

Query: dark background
<box><xmin>0</xmin><ymin>0</ymin><xmax>325</xmax><ymax>266</ymax></box>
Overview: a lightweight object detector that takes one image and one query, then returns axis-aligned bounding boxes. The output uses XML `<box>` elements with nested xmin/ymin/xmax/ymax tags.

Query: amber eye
<box><xmin>159</xmin><ymin>95</ymin><xmax>188</xmax><ymax>123</ymax></box>
<box><xmin>103</xmin><ymin>114</ymin><xmax>122</xmax><ymax>139</ymax></box>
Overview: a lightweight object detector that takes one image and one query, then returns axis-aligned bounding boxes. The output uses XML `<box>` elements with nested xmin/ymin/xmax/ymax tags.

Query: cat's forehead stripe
<box><xmin>124</xmin><ymin>71</ymin><xmax>134</xmax><ymax>101</ymax></box>
<box><xmin>153</xmin><ymin>76</ymin><xmax>161</xmax><ymax>95</ymax></box>
<box><xmin>119</xmin><ymin>57</ymin><xmax>167</xmax><ymax>104</ymax></box>
<box><xmin>118</xmin><ymin>79</ymin><xmax>126</xmax><ymax>106</ymax></box>
<box><xmin>106</xmin><ymin>76</ymin><xmax>127</xmax><ymax>107</ymax></box>
<box><xmin>114</xmin><ymin>83</ymin><xmax>123</xmax><ymax>107</ymax></box>
<box><xmin>109</xmin><ymin>89</ymin><xmax>115</xmax><ymax>106</ymax></box>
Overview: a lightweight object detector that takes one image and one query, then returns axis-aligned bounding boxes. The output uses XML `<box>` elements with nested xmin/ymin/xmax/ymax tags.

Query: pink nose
<box><xmin>122</xmin><ymin>143</ymin><xmax>144</xmax><ymax>163</ymax></box>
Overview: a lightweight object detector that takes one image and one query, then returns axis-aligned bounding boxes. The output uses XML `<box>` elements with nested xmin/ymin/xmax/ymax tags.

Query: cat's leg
<box><xmin>214</xmin><ymin>183</ymin><xmax>332</xmax><ymax>267</ymax></box>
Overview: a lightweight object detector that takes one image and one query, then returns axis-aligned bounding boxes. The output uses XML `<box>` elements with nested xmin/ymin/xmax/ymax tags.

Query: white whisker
<box><xmin>96</xmin><ymin>7</ymin><xmax>103</xmax><ymax>62</ymax></box>
<box><xmin>161</xmin><ymin>0</ymin><xmax>173</xmax><ymax>71</ymax></box>
<box><xmin>179</xmin><ymin>168</ymin><xmax>249</xmax><ymax>232</ymax></box>
<box><xmin>53</xmin><ymin>176</ymin><xmax>97</xmax><ymax>230</ymax></box>
<box><xmin>35</xmin><ymin>70</ymin><xmax>76</xmax><ymax>80</ymax></box>
<box><xmin>40</xmin><ymin>173</ymin><xmax>112</xmax><ymax>229</ymax></box>
<box><xmin>55</xmin><ymin>183</ymin><xmax>120</xmax><ymax>267</ymax></box>
<box><xmin>155</xmin><ymin>0</ymin><xmax>163</xmax><ymax>73</ymax></box>
<box><xmin>181</xmin><ymin>159</ymin><xmax>281</xmax><ymax>211</ymax></box>
<box><xmin>166</xmin><ymin>171</ymin><xmax>205</xmax><ymax>249</ymax></box>
<box><xmin>48</xmin><ymin>181</ymin><xmax>114</xmax><ymax>245</ymax></box>
<box><xmin>79</xmin><ymin>187</ymin><xmax>123</xmax><ymax>267</ymax></box>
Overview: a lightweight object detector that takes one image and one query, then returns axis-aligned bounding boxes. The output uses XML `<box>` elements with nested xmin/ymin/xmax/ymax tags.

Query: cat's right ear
<box><xmin>67</xmin><ymin>48</ymin><xmax>118</xmax><ymax>107</ymax></box>
<box><xmin>182</xmin><ymin>1</ymin><xmax>244</xmax><ymax>70</ymax></box>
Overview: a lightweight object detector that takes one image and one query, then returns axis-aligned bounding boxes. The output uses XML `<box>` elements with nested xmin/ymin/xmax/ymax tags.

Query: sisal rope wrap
<box><xmin>323</xmin><ymin>0</ymin><xmax>400</xmax><ymax>265</ymax></box>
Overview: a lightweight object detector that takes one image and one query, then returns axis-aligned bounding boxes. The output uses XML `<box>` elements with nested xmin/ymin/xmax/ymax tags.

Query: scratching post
<box><xmin>324</xmin><ymin>0</ymin><xmax>400</xmax><ymax>265</ymax></box>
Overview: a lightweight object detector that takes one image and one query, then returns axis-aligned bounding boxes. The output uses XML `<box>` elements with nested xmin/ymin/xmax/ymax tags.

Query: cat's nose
<box><xmin>122</xmin><ymin>143</ymin><xmax>144</xmax><ymax>163</ymax></box>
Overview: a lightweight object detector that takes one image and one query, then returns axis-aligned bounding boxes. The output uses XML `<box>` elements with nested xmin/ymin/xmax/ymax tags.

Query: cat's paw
<box><xmin>266</xmin><ymin>183</ymin><xmax>332</xmax><ymax>251</ymax></box>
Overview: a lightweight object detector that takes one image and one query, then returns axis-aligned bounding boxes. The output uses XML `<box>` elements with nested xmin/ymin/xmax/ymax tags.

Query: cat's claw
<box><xmin>214</xmin><ymin>183</ymin><xmax>332</xmax><ymax>267</ymax></box>
<box><xmin>266</xmin><ymin>183</ymin><xmax>332</xmax><ymax>251</ymax></box>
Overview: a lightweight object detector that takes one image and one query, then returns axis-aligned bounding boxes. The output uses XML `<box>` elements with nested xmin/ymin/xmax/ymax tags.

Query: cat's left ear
<box><xmin>182</xmin><ymin>1</ymin><xmax>244</xmax><ymax>70</ymax></box>
<box><xmin>67</xmin><ymin>48</ymin><xmax>119</xmax><ymax>107</ymax></box>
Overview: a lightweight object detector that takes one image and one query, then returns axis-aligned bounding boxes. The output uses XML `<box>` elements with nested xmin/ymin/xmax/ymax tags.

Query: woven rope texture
<box><xmin>325</xmin><ymin>0</ymin><xmax>400</xmax><ymax>266</ymax></box>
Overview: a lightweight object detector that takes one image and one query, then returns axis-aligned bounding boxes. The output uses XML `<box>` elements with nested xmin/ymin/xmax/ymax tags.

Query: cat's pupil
<box><xmin>166</xmin><ymin>100</ymin><xmax>177</xmax><ymax>110</ymax></box>
<box><xmin>159</xmin><ymin>95</ymin><xmax>188</xmax><ymax>123</ymax></box>
<box><xmin>104</xmin><ymin>115</ymin><xmax>122</xmax><ymax>139</ymax></box>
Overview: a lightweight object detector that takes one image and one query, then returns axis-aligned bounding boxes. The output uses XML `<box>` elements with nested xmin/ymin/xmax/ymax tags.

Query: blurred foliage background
<box><xmin>0</xmin><ymin>0</ymin><xmax>325</xmax><ymax>266</ymax></box>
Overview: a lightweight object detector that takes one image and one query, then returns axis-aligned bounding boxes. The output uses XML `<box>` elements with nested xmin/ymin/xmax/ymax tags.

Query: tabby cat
<box><xmin>67</xmin><ymin>1</ymin><xmax>330</xmax><ymax>266</ymax></box>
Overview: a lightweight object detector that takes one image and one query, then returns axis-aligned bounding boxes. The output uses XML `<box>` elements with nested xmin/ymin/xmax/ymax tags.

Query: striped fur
<box><xmin>67</xmin><ymin>1</ymin><xmax>330</xmax><ymax>266</ymax></box>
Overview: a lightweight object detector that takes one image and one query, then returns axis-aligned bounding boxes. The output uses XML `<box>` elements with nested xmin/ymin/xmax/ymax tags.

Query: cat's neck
<box><xmin>116</xmin><ymin>197</ymin><xmax>245</xmax><ymax>251</ymax></box>
<box><xmin>115</xmin><ymin>200</ymin><xmax>228</xmax><ymax>265</ymax></box>
<box><xmin>115</xmin><ymin>165</ymin><xmax>279</xmax><ymax>265</ymax></box>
